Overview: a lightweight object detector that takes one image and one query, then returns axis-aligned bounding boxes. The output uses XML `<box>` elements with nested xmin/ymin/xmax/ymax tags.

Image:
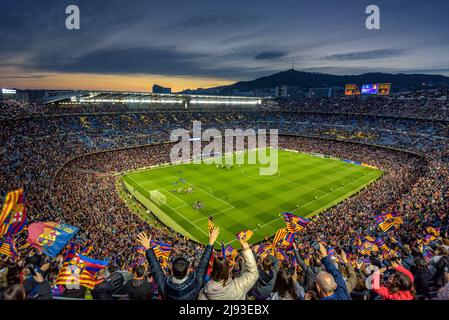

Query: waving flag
<box><xmin>221</xmin><ymin>241</ymin><xmax>226</xmax><ymax>259</ymax></box>
<box><xmin>375</xmin><ymin>212</ymin><xmax>403</xmax><ymax>232</ymax></box>
<box><xmin>375</xmin><ymin>237</ymin><xmax>390</xmax><ymax>252</ymax></box>
<box><xmin>56</xmin><ymin>253</ymin><xmax>108</xmax><ymax>289</ymax></box>
<box><xmin>0</xmin><ymin>189</ymin><xmax>27</xmax><ymax>239</ymax></box>
<box><xmin>282</xmin><ymin>232</ymin><xmax>295</xmax><ymax>247</ymax></box>
<box><xmin>151</xmin><ymin>241</ymin><xmax>172</xmax><ymax>268</ymax></box>
<box><xmin>27</xmin><ymin>222</ymin><xmax>79</xmax><ymax>258</ymax></box>
<box><xmin>224</xmin><ymin>245</ymin><xmax>238</xmax><ymax>261</ymax></box>
<box><xmin>276</xmin><ymin>248</ymin><xmax>290</xmax><ymax>263</ymax></box>
<box><xmin>0</xmin><ymin>236</ymin><xmax>18</xmax><ymax>261</ymax></box>
<box><xmin>207</xmin><ymin>216</ymin><xmax>215</xmax><ymax>233</ymax></box>
<box><xmin>272</xmin><ymin>228</ymin><xmax>289</xmax><ymax>246</ymax></box>
<box><xmin>426</xmin><ymin>227</ymin><xmax>441</xmax><ymax>237</ymax></box>
<box><xmin>258</xmin><ymin>243</ymin><xmax>275</xmax><ymax>257</ymax></box>
<box><xmin>282</xmin><ymin>212</ymin><xmax>310</xmax><ymax>233</ymax></box>
<box><xmin>423</xmin><ymin>234</ymin><xmax>438</xmax><ymax>245</ymax></box>
<box><xmin>79</xmin><ymin>254</ymin><xmax>109</xmax><ymax>275</ymax></box>
<box><xmin>358</xmin><ymin>241</ymin><xmax>377</xmax><ymax>255</ymax></box>
<box><xmin>236</xmin><ymin>230</ymin><xmax>253</xmax><ymax>241</ymax></box>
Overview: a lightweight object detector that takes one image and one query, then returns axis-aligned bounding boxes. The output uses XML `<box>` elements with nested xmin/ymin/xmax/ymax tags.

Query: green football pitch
<box><xmin>121</xmin><ymin>149</ymin><xmax>383</xmax><ymax>246</ymax></box>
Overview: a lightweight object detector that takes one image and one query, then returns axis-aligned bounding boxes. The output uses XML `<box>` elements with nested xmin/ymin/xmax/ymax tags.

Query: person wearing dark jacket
<box><xmin>22</xmin><ymin>263</ymin><xmax>53</xmax><ymax>300</ymax></box>
<box><xmin>316</xmin><ymin>243</ymin><xmax>352</xmax><ymax>300</ymax></box>
<box><xmin>250</xmin><ymin>250</ymin><xmax>279</xmax><ymax>300</ymax></box>
<box><xmin>23</xmin><ymin>270</ymin><xmax>53</xmax><ymax>300</ymax></box>
<box><xmin>124</xmin><ymin>266</ymin><xmax>153</xmax><ymax>300</ymax></box>
<box><xmin>137</xmin><ymin>227</ymin><xmax>219</xmax><ymax>300</ymax></box>
<box><xmin>411</xmin><ymin>256</ymin><xmax>431</xmax><ymax>299</ymax></box>
<box><xmin>92</xmin><ymin>269</ymin><xmax>116</xmax><ymax>300</ymax></box>
<box><xmin>292</xmin><ymin>243</ymin><xmax>325</xmax><ymax>291</ymax></box>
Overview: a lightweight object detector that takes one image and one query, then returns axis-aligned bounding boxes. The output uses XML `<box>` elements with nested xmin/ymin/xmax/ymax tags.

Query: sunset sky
<box><xmin>1</xmin><ymin>0</ymin><xmax>448</xmax><ymax>92</ymax></box>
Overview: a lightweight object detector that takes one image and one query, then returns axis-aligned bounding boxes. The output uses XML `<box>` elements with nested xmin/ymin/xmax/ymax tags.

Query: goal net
<box><xmin>150</xmin><ymin>190</ymin><xmax>166</xmax><ymax>206</ymax></box>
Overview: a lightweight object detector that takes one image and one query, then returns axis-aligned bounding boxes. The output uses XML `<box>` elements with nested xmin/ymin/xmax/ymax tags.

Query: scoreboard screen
<box><xmin>345</xmin><ymin>83</ymin><xmax>392</xmax><ymax>96</ymax></box>
<box><xmin>361</xmin><ymin>84</ymin><xmax>379</xmax><ymax>95</ymax></box>
<box><xmin>345</xmin><ymin>84</ymin><xmax>357</xmax><ymax>96</ymax></box>
<box><xmin>378</xmin><ymin>83</ymin><xmax>391</xmax><ymax>95</ymax></box>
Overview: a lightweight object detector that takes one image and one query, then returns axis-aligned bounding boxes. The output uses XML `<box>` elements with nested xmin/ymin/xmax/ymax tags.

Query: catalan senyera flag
<box><xmin>151</xmin><ymin>241</ymin><xmax>172</xmax><ymax>268</ymax></box>
<box><xmin>272</xmin><ymin>228</ymin><xmax>289</xmax><ymax>246</ymax></box>
<box><xmin>0</xmin><ymin>189</ymin><xmax>27</xmax><ymax>239</ymax></box>
<box><xmin>282</xmin><ymin>212</ymin><xmax>310</xmax><ymax>233</ymax></box>
<box><xmin>27</xmin><ymin>222</ymin><xmax>79</xmax><ymax>258</ymax></box>
<box><xmin>207</xmin><ymin>216</ymin><xmax>215</xmax><ymax>233</ymax></box>
<box><xmin>0</xmin><ymin>236</ymin><xmax>18</xmax><ymax>261</ymax></box>
<box><xmin>281</xmin><ymin>232</ymin><xmax>295</xmax><ymax>247</ymax></box>
<box><xmin>375</xmin><ymin>212</ymin><xmax>402</xmax><ymax>232</ymax></box>
<box><xmin>224</xmin><ymin>245</ymin><xmax>238</xmax><ymax>261</ymax></box>
<box><xmin>236</xmin><ymin>230</ymin><xmax>253</xmax><ymax>242</ymax></box>
<box><xmin>55</xmin><ymin>253</ymin><xmax>108</xmax><ymax>289</ymax></box>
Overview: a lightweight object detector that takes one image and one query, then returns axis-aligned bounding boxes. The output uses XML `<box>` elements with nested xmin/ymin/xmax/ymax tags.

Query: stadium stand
<box><xmin>0</xmin><ymin>93</ymin><xmax>448</xmax><ymax>300</ymax></box>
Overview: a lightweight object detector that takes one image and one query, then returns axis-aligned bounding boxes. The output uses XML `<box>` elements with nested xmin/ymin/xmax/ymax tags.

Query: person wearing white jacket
<box><xmin>198</xmin><ymin>238</ymin><xmax>258</xmax><ymax>300</ymax></box>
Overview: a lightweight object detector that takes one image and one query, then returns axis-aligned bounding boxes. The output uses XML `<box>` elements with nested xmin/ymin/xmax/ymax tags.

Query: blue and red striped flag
<box><xmin>0</xmin><ymin>236</ymin><xmax>18</xmax><ymax>261</ymax></box>
<box><xmin>282</xmin><ymin>212</ymin><xmax>310</xmax><ymax>233</ymax></box>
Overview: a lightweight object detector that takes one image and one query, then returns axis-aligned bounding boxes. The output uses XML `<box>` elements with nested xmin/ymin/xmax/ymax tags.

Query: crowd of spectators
<box><xmin>0</xmin><ymin>96</ymin><xmax>448</xmax><ymax>300</ymax></box>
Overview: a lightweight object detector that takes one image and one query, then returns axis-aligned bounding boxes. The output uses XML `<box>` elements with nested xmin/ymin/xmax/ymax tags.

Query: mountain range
<box><xmin>209</xmin><ymin>69</ymin><xmax>449</xmax><ymax>93</ymax></box>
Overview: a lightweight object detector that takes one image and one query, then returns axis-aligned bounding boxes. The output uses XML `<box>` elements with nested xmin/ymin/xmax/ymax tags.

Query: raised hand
<box><xmin>238</xmin><ymin>237</ymin><xmax>250</xmax><ymax>250</ymax></box>
<box><xmin>318</xmin><ymin>242</ymin><xmax>327</xmax><ymax>258</ymax></box>
<box><xmin>208</xmin><ymin>226</ymin><xmax>220</xmax><ymax>245</ymax></box>
<box><xmin>137</xmin><ymin>232</ymin><xmax>152</xmax><ymax>250</ymax></box>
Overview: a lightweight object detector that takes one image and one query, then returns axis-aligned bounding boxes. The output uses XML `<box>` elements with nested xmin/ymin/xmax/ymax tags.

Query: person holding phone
<box><xmin>292</xmin><ymin>242</ymin><xmax>325</xmax><ymax>291</ymax></box>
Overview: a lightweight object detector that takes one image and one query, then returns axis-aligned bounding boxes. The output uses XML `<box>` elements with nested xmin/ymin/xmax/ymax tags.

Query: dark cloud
<box><xmin>169</xmin><ymin>14</ymin><xmax>259</xmax><ymax>32</ymax></box>
<box><xmin>24</xmin><ymin>46</ymin><xmax>269</xmax><ymax>79</ymax></box>
<box><xmin>323</xmin><ymin>48</ymin><xmax>409</xmax><ymax>61</ymax></box>
<box><xmin>1</xmin><ymin>0</ymin><xmax>448</xmax><ymax>84</ymax></box>
<box><xmin>254</xmin><ymin>51</ymin><xmax>288</xmax><ymax>60</ymax></box>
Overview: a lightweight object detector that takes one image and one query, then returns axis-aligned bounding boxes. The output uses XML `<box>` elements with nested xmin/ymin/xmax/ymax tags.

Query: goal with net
<box><xmin>149</xmin><ymin>190</ymin><xmax>166</xmax><ymax>206</ymax></box>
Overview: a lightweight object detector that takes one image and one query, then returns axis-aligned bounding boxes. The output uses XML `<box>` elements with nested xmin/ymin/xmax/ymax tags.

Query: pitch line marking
<box><xmin>127</xmin><ymin>176</ymin><xmax>209</xmax><ymax>238</ymax></box>
<box><xmin>224</xmin><ymin>171</ymin><xmax>379</xmax><ymax>246</ymax></box>
<box><xmin>170</xmin><ymin>176</ymin><xmax>234</xmax><ymax>210</ymax></box>
<box><xmin>191</xmin><ymin>206</ymin><xmax>235</xmax><ymax>223</ymax></box>
<box><xmin>290</xmin><ymin>171</ymin><xmax>377</xmax><ymax>214</ymax></box>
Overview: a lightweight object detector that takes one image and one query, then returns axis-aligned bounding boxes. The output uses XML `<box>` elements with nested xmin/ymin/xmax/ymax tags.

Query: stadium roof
<box><xmin>43</xmin><ymin>90</ymin><xmax>266</xmax><ymax>105</ymax></box>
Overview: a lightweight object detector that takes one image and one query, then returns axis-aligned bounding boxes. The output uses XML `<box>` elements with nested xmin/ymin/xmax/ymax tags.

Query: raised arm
<box><xmin>293</xmin><ymin>243</ymin><xmax>307</xmax><ymax>272</ymax></box>
<box><xmin>233</xmin><ymin>239</ymin><xmax>259</xmax><ymax>293</ymax></box>
<box><xmin>138</xmin><ymin>233</ymin><xmax>167</xmax><ymax>293</ymax></box>
<box><xmin>195</xmin><ymin>227</ymin><xmax>220</xmax><ymax>284</ymax></box>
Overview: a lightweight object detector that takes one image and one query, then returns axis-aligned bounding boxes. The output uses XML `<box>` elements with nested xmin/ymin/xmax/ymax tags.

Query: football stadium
<box><xmin>1</xmin><ymin>0</ymin><xmax>449</xmax><ymax>308</ymax></box>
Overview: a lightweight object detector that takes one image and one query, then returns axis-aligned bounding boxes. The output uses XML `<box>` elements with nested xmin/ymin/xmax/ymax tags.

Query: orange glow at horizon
<box><xmin>0</xmin><ymin>72</ymin><xmax>235</xmax><ymax>92</ymax></box>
